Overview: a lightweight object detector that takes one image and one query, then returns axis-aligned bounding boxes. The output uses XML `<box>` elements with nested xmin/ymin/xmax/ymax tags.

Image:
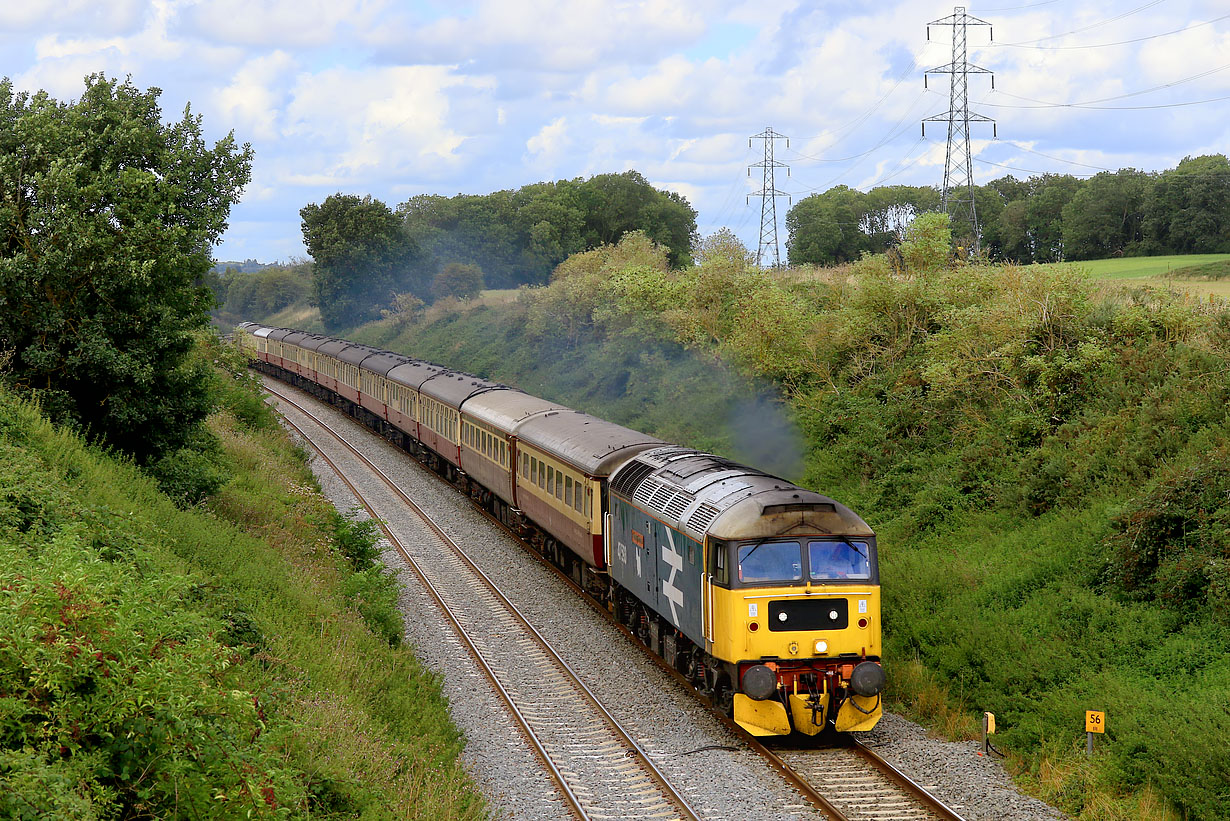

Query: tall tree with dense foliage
<box><xmin>301</xmin><ymin>194</ymin><xmax>418</xmax><ymax>330</ymax></box>
<box><xmin>398</xmin><ymin>171</ymin><xmax>697</xmax><ymax>289</ymax></box>
<box><xmin>0</xmin><ymin>75</ymin><xmax>252</xmax><ymax>462</ymax></box>
<box><xmin>1145</xmin><ymin>154</ymin><xmax>1230</xmax><ymax>254</ymax></box>
<box><xmin>786</xmin><ymin>185</ymin><xmax>871</xmax><ymax>265</ymax></box>
<box><xmin>1061</xmin><ymin>169</ymin><xmax>1151</xmax><ymax>260</ymax></box>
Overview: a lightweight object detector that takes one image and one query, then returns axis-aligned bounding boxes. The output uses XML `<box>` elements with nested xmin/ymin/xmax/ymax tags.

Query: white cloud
<box><xmin>284</xmin><ymin>65</ymin><xmax>491</xmax><ymax>181</ymax></box>
<box><xmin>0</xmin><ymin>0</ymin><xmax>144</xmax><ymax>33</ymax></box>
<box><xmin>526</xmin><ymin>116</ymin><xmax>571</xmax><ymax>162</ymax></box>
<box><xmin>383</xmin><ymin>0</ymin><xmax>714</xmax><ymax>72</ymax></box>
<box><xmin>182</xmin><ymin>0</ymin><xmax>388</xmax><ymax>47</ymax></box>
<box><xmin>215</xmin><ymin>51</ymin><xmax>297</xmax><ymax>141</ymax></box>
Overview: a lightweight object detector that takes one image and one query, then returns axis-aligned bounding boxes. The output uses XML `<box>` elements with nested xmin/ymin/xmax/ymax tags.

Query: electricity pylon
<box><xmin>922</xmin><ymin>7</ymin><xmax>996</xmax><ymax>249</ymax></box>
<box><xmin>748</xmin><ymin>127</ymin><xmax>790</xmax><ymax>268</ymax></box>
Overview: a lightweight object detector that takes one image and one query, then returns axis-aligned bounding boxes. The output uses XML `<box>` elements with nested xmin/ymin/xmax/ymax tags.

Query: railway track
<box><xmin>262</xmin><ymin>379</ymin><xmax>968</xmax><ymax>821</ymax></box>
<box><xmin>265</xmin><ymin>384</ymin><xmax>701</xmax><ymax>821</ymax></box>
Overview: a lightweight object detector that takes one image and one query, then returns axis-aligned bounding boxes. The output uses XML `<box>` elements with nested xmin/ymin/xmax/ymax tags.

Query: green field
<box><xmin>1039</xmin><ymin>254</ymin><xmax>1230</xmax><ymax>281</ymax></box>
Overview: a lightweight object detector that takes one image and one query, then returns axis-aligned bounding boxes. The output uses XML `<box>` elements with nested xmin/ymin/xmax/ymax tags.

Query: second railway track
<box><xmin>264</xmin><ymin>379</ymin><xmax>968</xmax><ymax>821</ymax></box>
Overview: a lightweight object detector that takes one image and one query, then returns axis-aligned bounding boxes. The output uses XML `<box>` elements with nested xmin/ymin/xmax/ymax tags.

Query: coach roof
<box><xmin>516</xmin><ymin>410</ymin><xmax>666</xmax><ymax>476</ymax></box>
<box><xmin>460</xmin><ymin>390</ymin><xmax>571</xmax><ymax>434</ymax></box>
<box><xmin>420</xmin><ymin>370</ymin><xmax>505</xmax><ymax>408</ymax></box>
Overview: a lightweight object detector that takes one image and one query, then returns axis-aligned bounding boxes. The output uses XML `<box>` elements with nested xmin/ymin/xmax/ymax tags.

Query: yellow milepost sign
<box><xmin>1086</xmin><ymin>710</ymin><xmax>1105</xmax><ymax>734</ymax></box>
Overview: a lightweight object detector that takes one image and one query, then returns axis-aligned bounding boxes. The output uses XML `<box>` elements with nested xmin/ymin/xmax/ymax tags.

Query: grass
<box><xmin>0</xmin><ymin>365</ymin><xmax>486</xmax><ymax>819</ymax></box>
<box><xmin>1025</xmin><ymin>254</ymin><xmax>1230</xmax><ymax>304</ymax></box>
<box><xmin>1051</xmin><ymin>254</ymin><xmax>1230</xmax><ymax>281</ymax></box>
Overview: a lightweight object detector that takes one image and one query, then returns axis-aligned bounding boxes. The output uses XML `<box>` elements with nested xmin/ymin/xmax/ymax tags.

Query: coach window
<box><xmin>564</xmin><ymin>476</ymin><xmax>573</xmax><ymax>507</ymax></box>
<box><xmin>555</xmin><ymin>472</ymin><xmax>564</xmax><ymax>500</ymax></box>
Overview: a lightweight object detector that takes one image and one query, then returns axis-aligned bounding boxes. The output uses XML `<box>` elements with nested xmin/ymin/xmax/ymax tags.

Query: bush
<box><xmin>0</xmin><ymin>534</ymin><xmax>303</xmax><ymax>818</ymax></box>
<box><xmin>328</xmin><ymin>508</ymin><xmax>383</xmax><ymax>571</ymax></box>
<box><xmin>147</xmin><ymin>446</ymin><xmax>228</xmax><ymax>507</ymax></box>
<box><xmin>1106</xmin><ymin>449</ymin><xmax>1230</xmax><ymax>620</ymax></box>
<box><xmin>431</xmin><ymin>263</ymin><xmax>485</xmax><ymax>302</ymax></box>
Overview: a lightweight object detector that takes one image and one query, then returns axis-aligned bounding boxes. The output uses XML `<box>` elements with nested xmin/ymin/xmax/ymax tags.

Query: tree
<box><xmin>301</xmin><ymin>194</ymin><xmax>418</xmax><ymax>330</ymax></box>
<box><xmin>786</xmin><ymin>186</ymin><xmax>870</xmax><ymax>265</ymax></box>
<box><xmin>0</xmin><ymin>74</ymin><xmax>252</xmax><ymax>463</ymax></box>
<box><xmin>576</xmin><ymin>171</ymin><xmax>698</xmax><ymax>268</ymax></box>
<box><xmin>1062</xmin><ymin>169</ymin><xmax>1151</xmax><ymax>260</ymax></box>
<box><xmin>1025</xmin><ymin>174</ymin><xmax>1083</xmax><ymax>262</ymax></box>
<box><xmin>1145</xmin><ymin>155</ymin><xmax>1230</xmax><ymax>254</ymax></box>
<box><xmin>431</xmin><ymin>262</ymin><xmax>485</xmax><ymax>302</ymax></box>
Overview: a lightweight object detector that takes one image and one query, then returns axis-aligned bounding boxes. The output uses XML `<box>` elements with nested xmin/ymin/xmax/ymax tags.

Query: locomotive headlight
<box><xmin>814</xmin><ymin>640</ymin><xmax>828</xmax><ymax>654</ymax></box>
<box><xmin>777</xmin><ymin>612</ymin><xmax>788</xmax><ymax>622</ymax></box>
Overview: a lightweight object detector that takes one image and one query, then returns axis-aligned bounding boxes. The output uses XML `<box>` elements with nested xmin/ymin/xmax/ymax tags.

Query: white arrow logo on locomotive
<box><xmin>661</xmin><ymin>529</ymin><xmax>684</xmax><ymax>626</ymax></box>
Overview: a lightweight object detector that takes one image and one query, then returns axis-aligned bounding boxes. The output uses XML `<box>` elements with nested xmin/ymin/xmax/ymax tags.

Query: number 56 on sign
<box><xmin>1086</xmin><ymin>710</ymin><xmax>1105</xmax><ymax>733</ymax></box>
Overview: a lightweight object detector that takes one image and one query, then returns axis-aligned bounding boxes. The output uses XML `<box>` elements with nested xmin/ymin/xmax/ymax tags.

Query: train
<box><xmin>236</xmin><ymin>322</ymin><xmax>885</xmax><ymax>736</ymax></box>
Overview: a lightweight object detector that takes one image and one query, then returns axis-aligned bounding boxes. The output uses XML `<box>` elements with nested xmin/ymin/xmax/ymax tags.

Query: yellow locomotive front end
<box><xmin>708</xmin><ymin>536</ymin><xmax>885</xmax><ymax>736</ymax></box>
<box><xmin>605</xmin><ymin>447</ymin><xmax>883</xmax><ymax>739</ymax></box>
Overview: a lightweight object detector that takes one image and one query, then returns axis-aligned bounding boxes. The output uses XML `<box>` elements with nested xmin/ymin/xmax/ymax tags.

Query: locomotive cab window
<box><xmin>710</xmin><ymin>540</ymin><xmax>730</xmax><ymax>585</ymax></box>
<box><xmin>808</xmin><ymin>540</ymin><xmax>871</xmax><ymax>581</ymax></box>
<box><xmin>738</xmin><ymin>540</ymin><xmax>803</xmax><ymax>584</ymax></box>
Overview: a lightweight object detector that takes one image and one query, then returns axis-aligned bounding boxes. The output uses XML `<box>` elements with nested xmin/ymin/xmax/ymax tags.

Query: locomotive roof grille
<box><xmin>662</xmin><ymin>494</ymin><xmax>691</xmax><ymax>520</ymax></box>
<box><xmin>685</xmin><ymin>503</ymin><xmax>722</xmax><ymax>533</ymax></box>
<box><xmin>633</xmin><ymin>477</ymin><xmax>665</xmax><ymax>508</ymax></box>
<box><xmin>609</xmin><ymin>459</ymin><xmax>656</xmax><ymax>498</ymax></box>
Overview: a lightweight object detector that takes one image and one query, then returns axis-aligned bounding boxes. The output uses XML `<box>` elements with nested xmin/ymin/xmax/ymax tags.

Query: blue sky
<box><xmin>3</xmin><ymin>0</ymin><xmax>1227</xmax><ymax>263</ymax></box>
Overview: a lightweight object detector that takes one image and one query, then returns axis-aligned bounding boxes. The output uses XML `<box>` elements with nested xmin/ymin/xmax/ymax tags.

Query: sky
<box><xmin>3</xmin><ymin>0</ymin><xmax>1228</xmax><ymax>263</ymax></box>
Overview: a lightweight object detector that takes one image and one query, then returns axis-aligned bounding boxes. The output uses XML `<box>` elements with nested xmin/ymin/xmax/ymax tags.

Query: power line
<box><xmin>787</xmin><ymin>94</ymin><xmax>929</xmax><ymax>169</ymax></box>
<box><xmin>786</xmin><ymin>45</ymin><xmax>938</xmax><ymax>151</ymax></box>
<box><xmin>988</xmin><ymin>61</ymin><xmax>1230</xmax><ymax>109</ymax></box>
<box><xmin>996</xmin><ymin>0</ymin><xmax>1165</xmax><ymax>46</ymax></box>
<box><xmin>991</xmin><ymin>12</ymin><xmax>1230</xmax><ymax>49</ymax></box>
<box><xmin>1000</xmin><ymin>141</ymin><xmax>1113</xmax><ymax>172</ymax></box>
<box><xmin>982</xmin><ymin>91</ymin><xmax>1230</xmax><ymax>110</ymax></box>
<box><xmin>974</xmin><ymin>156</ymin><xmax>1099</xmax><ymax>177</ymax></box>
<box><xmin>791</xmin><ymin>91</ymin><xmax>937</xmax><ymax>195</ymax></box>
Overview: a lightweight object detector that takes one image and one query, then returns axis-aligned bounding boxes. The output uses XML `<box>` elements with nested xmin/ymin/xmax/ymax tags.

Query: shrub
<box><xmin>147</xmin><ymin>446</ymin><xmax>228</xmax><ymax>507</ymax></box>
<box><xmin>328</xmin><ymin>508</ymin><xmax>383</xmax><ymax>571</ymax></box>
<box><xmin>431</xmin><ymin>262</ymin><xmax>485</xmax><ymax>302</ymax></box>
<box><xmin>0</xmin><ymin>534</ymin><xmax>303</xmax><ymax>818</ymax></box>
<box><xmin>1106</xmin><ymin>449</ymin><xmax>1230</xmax><ymax>620</ymax></box>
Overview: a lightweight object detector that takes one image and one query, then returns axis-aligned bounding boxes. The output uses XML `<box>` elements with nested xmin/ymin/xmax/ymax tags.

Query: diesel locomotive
<box><xmin>237</xmin><ymin>322</ymin><xmax>885</xmax><ymax>736</ymax></box>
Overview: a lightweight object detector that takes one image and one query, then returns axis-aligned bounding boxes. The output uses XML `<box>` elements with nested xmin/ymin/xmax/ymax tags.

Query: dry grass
<box><xmin>885</xmin><ymin>656</ymin><xmax>981</xmax><ymax>741</ymax></box>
